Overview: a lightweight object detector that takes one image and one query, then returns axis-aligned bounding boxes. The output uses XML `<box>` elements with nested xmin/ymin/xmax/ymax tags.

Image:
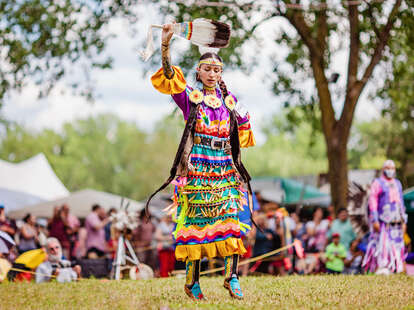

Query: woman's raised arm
<box><xmin>161</xmin><ymin>23</ymin><xmax>174</xmax><ymax>79</ymax></box>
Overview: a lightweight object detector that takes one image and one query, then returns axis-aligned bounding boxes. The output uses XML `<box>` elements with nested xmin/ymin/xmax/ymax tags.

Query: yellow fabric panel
<box><xmin>239</xmin><ymin>129</ymin><xmax>256</xmax><ymax>148</ymax></box>
<box><xmin>404</xmin><ymin>233</ymin><xmax>411</xmax><ymax>245</ymax></box>
<box><xmin>150</xmin><ymin>65</ymin><xmax>187</xmax><ymax>95</ymax></box>
<box><xmin>175</xmin><ymin>237</ymin><xmax>247</xmax><ymax>261</ymax></box>
<box><xmin>15</xmin><ymin>249</ymin><xmax>46</xmax><ymax>269</ymax></box>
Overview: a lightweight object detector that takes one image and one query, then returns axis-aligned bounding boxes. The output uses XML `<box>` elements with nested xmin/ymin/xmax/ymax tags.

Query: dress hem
<box><xmin>175</xmin><ymin>237</ymin><xmax>246</xmax><ymax>261</ymax></box>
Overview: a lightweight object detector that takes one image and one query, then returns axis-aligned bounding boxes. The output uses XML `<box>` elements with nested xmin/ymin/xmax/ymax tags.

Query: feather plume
<box><xmin>140</xmin><ymin>19</ymin><xmax>230</xmax><ymax>62</ymax></box>
<box><xmin>177</xmin><ymin>18</ymin><xmax>230</xmax><ymax>48</ymax></box>
<box><xmin>110</xmin><ymin>198</ymin><xmax>139</xmax><ymax>231</ymax></box>
<box><xmin>347</xmin><ymin>182</ymin><xmax>370</xmax><ymax>238</ymax></box>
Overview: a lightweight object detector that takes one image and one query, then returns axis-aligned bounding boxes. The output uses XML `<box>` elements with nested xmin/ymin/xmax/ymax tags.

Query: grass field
<box><xmin>1</xmin><ymin>275</ymin><xmax>414</xmax><ymax>310</ymax></box>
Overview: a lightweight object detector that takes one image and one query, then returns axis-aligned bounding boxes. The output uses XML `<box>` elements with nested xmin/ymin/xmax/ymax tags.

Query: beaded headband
<box><xmin>198</xmin><ymin>58</ymin><xmax>223</xmax><ymax>67</ymax></box>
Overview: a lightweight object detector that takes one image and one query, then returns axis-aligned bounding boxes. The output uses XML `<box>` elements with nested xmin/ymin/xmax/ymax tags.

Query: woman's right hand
<box><xmin>161</xmin><ymin>23</ymin><xmax>175</xmax><ymax>46</ymax></box>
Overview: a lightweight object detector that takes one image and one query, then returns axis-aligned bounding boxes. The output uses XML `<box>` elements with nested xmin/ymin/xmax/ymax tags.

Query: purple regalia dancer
<box><xmin>362</xmin><ymin>160</ymin><xmax>407</xmax><ymax>274</ymax></box>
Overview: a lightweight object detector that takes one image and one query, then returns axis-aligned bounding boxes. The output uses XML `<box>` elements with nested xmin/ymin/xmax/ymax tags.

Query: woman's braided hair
<box><xmin>197</xmin><ymin>52</ymin><xmax>229</xmax><ymax>99</ymax></box>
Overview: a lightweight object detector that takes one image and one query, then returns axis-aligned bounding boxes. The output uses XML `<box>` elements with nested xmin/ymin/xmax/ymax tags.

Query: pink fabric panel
<box><xmin>369</xmin><ymin>180</ymin><xmax>381</xmax><ymax>212</ymax></box>
<box><xmin>369</xmin><ymin>180</ymin><xmax>381</xmax><ymax>223</ymax></box>
<box><xmin>387</xmin><ymin>178</ymin><xmax>400</xmax><ymax>203</ymax></box>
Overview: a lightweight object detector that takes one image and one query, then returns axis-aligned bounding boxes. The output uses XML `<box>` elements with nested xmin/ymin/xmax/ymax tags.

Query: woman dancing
<box><xmin>148</xmin><ymin>23</ymin><xmax>255</xmax><ymax>300</ymax></box>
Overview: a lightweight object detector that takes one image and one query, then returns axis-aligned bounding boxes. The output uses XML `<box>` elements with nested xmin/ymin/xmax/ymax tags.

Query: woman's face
<box><xmin>197</xmin><ymin>64</ymin><xmax>222</xmax><ymax>88</ymax></box>
<box><xmin>314</xmin><ymin>208</ymin><xmax>323</xmax><ymax>221</ymax></box>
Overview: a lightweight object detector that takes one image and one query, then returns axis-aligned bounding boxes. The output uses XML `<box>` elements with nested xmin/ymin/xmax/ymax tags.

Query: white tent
<box><xmin>0</xmin><ymin>188</ymin><xmax>46</xmax><ymax>213</ymax></box>
<box><xmin>7</xmin><ymin>189</ymin><xmax>144</xmax><ymax>219</ymax></box>
<box><xmin>0</xmin><ymin>153</ymin><xmax>69</xmax><ymax>209</ymax></box>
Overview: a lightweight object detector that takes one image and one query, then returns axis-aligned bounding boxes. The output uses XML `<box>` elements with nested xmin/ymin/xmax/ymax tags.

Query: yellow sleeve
<box><xmin>150</xmin><ymin>66</ymin><xmax>187</xmax><ymax>95</ymax></box>
<box><xmin>239</xmin><ymin>128</ymin><xmax>256</xmax><ymax>148</ymax></box>
<box><xmin>238</xmin><ymin>113</ymin><xmax>256</xmax><ymax>148</ymax></box>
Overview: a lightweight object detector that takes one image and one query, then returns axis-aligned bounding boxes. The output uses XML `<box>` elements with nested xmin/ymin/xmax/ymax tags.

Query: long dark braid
<box><xmin>218</xmin><ymin>79</ymin><xmax>229</xmax><ymax>99</ymax></box>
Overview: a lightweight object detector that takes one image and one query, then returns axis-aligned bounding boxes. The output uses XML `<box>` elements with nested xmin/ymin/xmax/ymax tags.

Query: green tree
<box><xmin>244</xmin><ymin>110</ymin><xmax>327</xmax><ymax>177</ymax></box>
<box><xmin>0</xmin><ymin>0</ymin><xmax>139</xmax><ymax>106</ymax></box>
<box><xmin>374</xmin><ymin>14</ymin><xmax>414</xmax><ymax>187</ymax></box>
<box><xmin>157</xmin><ymin>0</ymin><xmax>413</xmax><ymax>210</ymax></box>
<box><xmin>348</xmin><ymin>119</ymin><xmax>389</xmax><ymax>170</ymax></box>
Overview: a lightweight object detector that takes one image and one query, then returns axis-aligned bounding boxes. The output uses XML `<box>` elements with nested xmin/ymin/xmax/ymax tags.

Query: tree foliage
<box><xmin>244</xmin><ymin>111</ymin><xmax>327</xmax><ymax>177</ymax></box>
<box><xmin>0</xmin><ymin>114</ymin><xmax>183</xmax><ymax>201</ymax></box>
<box><xmin>369</xmin><ymin>9</ymin><xmax>414</xmax><ymax>187</ymax></box>
<box><xmin>154</xmin><ymin>0</ymin><xmax>413</xmax><ymax>210</ymax></box>
<box><xmin>0</xmin><ymin>0</ymin><xmax>140</xmax><ymax>106</ymax></box>
<box><xmin>0</xmin><ymin>112</ymin><xmax>329</xmax><ymax>199</ymax></box>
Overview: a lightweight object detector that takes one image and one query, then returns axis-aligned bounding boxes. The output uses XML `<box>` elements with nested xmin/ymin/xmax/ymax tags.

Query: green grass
<box><xmin>1</xmin><ymin>275</ymin><xmax>414</xmax><ymax>310</ymax></box>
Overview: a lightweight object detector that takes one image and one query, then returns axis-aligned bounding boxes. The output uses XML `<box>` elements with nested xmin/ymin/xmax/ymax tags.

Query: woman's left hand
<box><xmin>161</xmin><ymin>22</ymin><xmax>175</xmax><ymax>46</ymax></box>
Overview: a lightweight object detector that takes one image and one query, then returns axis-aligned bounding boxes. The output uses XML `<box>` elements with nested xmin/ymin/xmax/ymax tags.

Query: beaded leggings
<box><xmin>185</xmin><ymin>254</ymin><xmax>239</xmax><ymax>286</ymax></box>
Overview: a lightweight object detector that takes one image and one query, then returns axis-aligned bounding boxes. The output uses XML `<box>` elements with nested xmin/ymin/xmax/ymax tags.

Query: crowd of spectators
<box><xmin>0</xmin><ymin>200</ymin><xmax>396</xmax><ymax>281</ymax></box>
<box><xmin>0</xmin><ymin>204</ymin><xmax>178</xmax><ymax>281</ymax></box>
<box><xmin>244</xmin><ymin>206</ymin><xmax>364</xmax><ymax>276</ymax></box>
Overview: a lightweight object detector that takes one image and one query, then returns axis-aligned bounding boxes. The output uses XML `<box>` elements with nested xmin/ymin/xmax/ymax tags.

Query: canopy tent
<box><xmin>0</xmin><ymin>153</ymin><xmax>69</xmax><ymax>212</ymax></box>
<box><xmin>0</xmin><ymin>188</ymin><xmax>46</xmax><ymax>213</ymax></box>
<box><xmin>281</xmin><ymin>178</ymin><xmax>328</xmax><ymax>205</ymax></box>
<box><xmin>7</xmin><ymin>189</ymin><xmax>144</xmax><ymax>219</ymax></box>
<box><xmin>298</xmin><ymin>195</ymin><xmax>331</xmax><ymax>207</ymax></box>
<box><xmin>251</xmin><ymin>177</ymin><xmax>328</xmax><ymax>205</ymax></box>
<box><xmin>404</xmin><ymin>187</ymin><xmax>414</xmax><ymax>213</ymax></box>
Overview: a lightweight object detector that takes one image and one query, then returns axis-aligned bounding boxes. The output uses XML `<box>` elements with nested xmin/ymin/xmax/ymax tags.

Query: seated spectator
<box><xmin>0</xmin><ymin>205</ymin><xmax>15</xmax><ymax>236</ymax></box>
<box><xmin>292</xmin><ymin>212</ymin><xmax>306</xmax><ymax>241</ymax></box>
<box><xmin>108</xmin><ymin>224</ymin><xmax>122</xmax><ymax>261</ymax></box>
<box><xmin>326</xmin><ymin>205</ymin><xmax>336</xmax><ymax>222</ymax></box>
<box><xmin>36</xmin><ymin>218</ymin><xmax>49</xmax><ymax>248</ymax></box>
<box><xmin>291</xmin><ymin>213</ymin><xmax>308</xmax><ymax>274</ymax></box>
<box><xmin>62</xmin><ymin>204</ymin><xmax>80</xmax><ymax>258</ymax></box>
<box><xmin>252</xmin><ymin>213</ymin><xmax>280</xmax><ymax>274</ymax></box>
<box><xmin>325</xmin><ymin>233</ymin><xmax>347</xmax><ymax>274</ymax></box>
<box><xmin>344</xmin><ymin>239</ymin><xmax>364</xmax><ymax>275</ymax></box>
<box><xmin>300</xmin><ymin>208</ymin><xmax>329</xmax><ymax>274</ymax></box>
<box><xmin>132</xmin><ymin>210</ymin><xmax>157</xmax><ymax>273</ymax></box>
<box><xmin>85</xmin><ymin>205</ymin><xmax>110</xmax><ymax>258</ymax></box>
<box><xmin>306</xmin><ymin>207</ymin><xmax>329</xmax><ymax>253</ymax></box>
<box><xmin>18</xmin><ymin>214</ymin><xmax>38</xmax><ymax>254</ymax></box>
<box><xmin>155</xmin><ymin>215</ymin><xmax>175</xmax><ymax>277</ymax></box>
<box><xmin>271</xmin><ymin>213</ymin><xmax>287</xmax><ymax>275</ymax></box>
<box><xmin>327</xmin><ymin>208</ymin><xmax>356</xmax><ymax>252</ymax></box>
<box><xmin>36</xmin><ymin>237</ymin><xmax>81</xmax><ymax>283</ymax></box>
<box><xmin>73</xmin><ymin>219</ymin><xmax>87</xmax><ymax>259</ymax></box>
<box><xmin>49</xmin><ymin>206</ymin><xmax>71</xmax><ymax>259</ymax></box>
<box><xmin>104</xmin><ymin>208</ymin><xmax>117</xmax><ymax>242</ymax></box>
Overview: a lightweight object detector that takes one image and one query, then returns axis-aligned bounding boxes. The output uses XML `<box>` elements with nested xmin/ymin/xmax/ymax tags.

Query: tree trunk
<box><xmin>326</xmin><ymin>133</ymin><xmax>349</xmax><ymax>211</ymax></box>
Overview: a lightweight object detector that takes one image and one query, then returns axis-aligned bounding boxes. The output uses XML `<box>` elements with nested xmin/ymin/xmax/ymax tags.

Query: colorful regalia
<box><xmin>362</xmin><ymin>175</ymin><xmax>407</xmax><ymax>273</ymax></box>
<box><xmin>150</xmin><ymin>65</ymin><xmax>255</xmax><ymax>262</ymax></box>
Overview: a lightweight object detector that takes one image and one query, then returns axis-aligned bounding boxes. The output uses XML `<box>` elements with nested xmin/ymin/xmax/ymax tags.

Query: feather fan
<box><xmin>347</xmin><ymin>182</ymin><xmax>370</xmax><ymax>238</ymax></box>
<box><xmin>141</xmin><ymin>19</ymin><xmax>231</xmax><ymax>61</ymax></box>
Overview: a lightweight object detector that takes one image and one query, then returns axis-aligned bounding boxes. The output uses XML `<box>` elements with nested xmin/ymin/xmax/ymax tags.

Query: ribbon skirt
<box><xmin>173</xmin><ymin>134</ymin><xmax>247</xmax><ymax>261</ymax></box>
<box><xmin>362</xmin><ymin>223</ymin><xmax>405</xmax><ymax>273</ymax></box>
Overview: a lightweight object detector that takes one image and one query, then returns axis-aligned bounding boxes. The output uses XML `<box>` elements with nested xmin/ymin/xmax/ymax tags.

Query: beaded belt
<box><xmin>194</xmin><ymin>135</ymin><xmax>229</xmax><ymax>150</ymax></box>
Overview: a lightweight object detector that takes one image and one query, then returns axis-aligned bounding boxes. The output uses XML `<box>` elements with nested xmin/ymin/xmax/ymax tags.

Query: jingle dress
<box><xmin>151</xmin><ymin>66</ymin><xmax>255</xmax><ymax>262</ymax></box>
